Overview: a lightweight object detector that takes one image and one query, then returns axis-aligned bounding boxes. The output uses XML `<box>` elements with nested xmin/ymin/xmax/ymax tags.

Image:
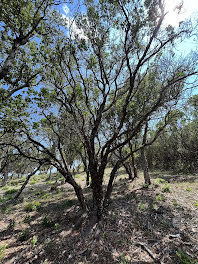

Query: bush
<box><xmin>156</xmin><ymin>178</ymin><xmax>167</xmax><ymax>184</ymax></box>
<box><xmin>24</xmin><ymin>201</ymin><xmax>41</xmax><ymax>212</ymax></box>
<box><xmin>162</xmin><ymin>185</ymin><xmax>171</xmax><ymax>193</ymax></box>
<box><xmin>156</xmin><ymin>193</ymin><xmax>166</xmax><ymax>201</ymax></box>
<box><xmin>5</xmin><ymin>188</ymin><xmax>18</xmax><ymax>195</ymax></box>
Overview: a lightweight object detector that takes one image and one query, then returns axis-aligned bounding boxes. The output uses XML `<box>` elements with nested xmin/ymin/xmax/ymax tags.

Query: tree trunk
<box><xmin>141</xmin><ymin>120</ymin><xmax>151</xmax><ymax>186</ymax></box>
<box><xmin>2</xmin><ymin>169</ymin><xmax>8</xmax><ymax>187</ymax></box>
<box><xmin>131</xmin><ymin>152</ymin><xmax>138</xmax><ymax>178</ymax></box>
<box><xmin>66</xmin><ymin>173</ymin><xmax>87</xmax><ymax>211</ymax></box>
<box><xmin>48</xmin><ymin>166</ymin><xmax>52</xmax><ymax>180</ymax></box>
<box><xmin>103</xmin><ymin>161</ymin><xmax>120</xmax><ymax>207</ymax></box>
<box><xmin>86</xmin><ymin>169</ymin><xmax>90</xmax><ymax>186</ymax></box>
<box><xmin>123</xmin><ymin>162</ymin><xmax>133</xmax><ymax>180</ymax></box>
<box><xmin>90</xmin><ymin>166</ymin><xmax>104</xmax><ymax>220</ymax></box>
<box><xmin>141</xmin><ymin>148</ymin><xmax>151</xmax><ymax>185</ymax></box>
<box><xmin>14</xmin><ymin>165</ymin><xmax>41</xmax><ymax>199</ymax></box>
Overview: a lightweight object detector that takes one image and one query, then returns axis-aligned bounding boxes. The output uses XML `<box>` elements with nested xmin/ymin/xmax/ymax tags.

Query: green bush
<box><xmin>156</xmin><ymin>178</ymin><xmax>167</xmax><ymax>184</ymax></box>
<box><xmin>162</xmin><ymin>184</ymin><xmax>171</xmax><ymax>193</ymax></box>
<box><xmin>24</xmin><ymin>201</ymin><xmax>41</xmax><ymax>212</ymax></box>
<box><xmin>1</xmin><ymin>186</ymin><xmax>9</xmax><ymax>190</ymax></box>
<box><xmin>156</xmin><ymin>193</ymin><xmax>166</xmax><ymax>201</ymax></box>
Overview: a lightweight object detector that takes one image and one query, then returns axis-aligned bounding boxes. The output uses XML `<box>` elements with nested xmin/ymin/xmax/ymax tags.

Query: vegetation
<box><xmin>0</xmin><ymin>0</ymin><xmax>198</xmax><ymax>263</ymax></box>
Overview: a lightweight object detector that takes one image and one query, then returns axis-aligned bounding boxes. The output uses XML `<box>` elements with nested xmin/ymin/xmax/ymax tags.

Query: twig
<box><xmin>135</xmin><ymin>242</ymin><xmax>162</xmax><ymax>264</ymax></box>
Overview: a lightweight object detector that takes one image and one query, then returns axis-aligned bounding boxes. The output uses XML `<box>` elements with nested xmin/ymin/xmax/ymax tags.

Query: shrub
<box><xmin>156</xmin><ymin>178</ymin><xmax>167</xmax><ymax>184</ymax></box>
<box><xmin>31</xmin><ymin>236</ymin><xmax>37</xmax><ymax>246</ymax></box>
<box><xmin>162</xmin><ymin>185</ymin><xmax>171</xmax><ymax>193</ymax></box>
<box><xmin>54</xmin><ymin>223</ymin><xmax>60</xmax><ymax>230</ymax></box>
<box><xmin>186</xmin><ymin>187</ymin><xmax>191</xmax><ymax>192</ymax></box>
<box><xmin>194</xmin><ymin>202</ymin><xmax>198</xmax><ymax>207</ymax></box>
<box><xmin>138</xmin><ymin>203</ymin><xmax>145</xmax><ymax>211</ymax></box>
<box><xmin>5</xmin><ymin>188</ymin><xmax>18</xmax><ymax>195</ymax></box>
<box><xmin>1</xmin><ymin>186</ymin><xmax>9</xmax><ymax>190</ymax></box>
<box><xmin>156</xmin><ymin>193</ymin><xmax>166</xmax><ymax>201</ymax></box>
<box><xmin>24</xmin><ymin>201</ymin><xmax>41</xmax><ymax>212</ymax></box>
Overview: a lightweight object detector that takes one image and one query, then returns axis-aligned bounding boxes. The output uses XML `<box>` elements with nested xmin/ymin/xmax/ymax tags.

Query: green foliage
<box><xmin>176</xmin><ymin>249</ymin><xmax>198</xmax><ymax>264</ymax></box>
<box><xmin>173</xmin><ymin>199</ymin><xmax>178</xmax><ymax>207</ymax></box>
<box><xmin>162</xmin><ymin>185</ymin><xmax>171</xmax><ymax>193</ymax></box>
<box><xmin>194</xmin><ymin>202</ymin><xmax>198</xmax><ymax>207</ymax></box>
<box><xmin>120</xmin><ymin>254</ymin><xmax>130</xmax><ymax>264</ymax></box>
<box><xmin>156</xmin><ymin>178</ymin><xmax>167</xmax><ymax>184</ymax></box>
<box><xmin>30</xmin><ymin>180</ymin><xmax>37</xmax><ymax>185</ymax></box>
<box><xmin>31</xmin><ymin>236</ymin><xmax>37</xmax><ymax>246</ymax></box>
<box><xmin>54</xmin><ymin>223</ymin><xmax>60</xmax><ymax>230</ymax></box>
<box><xmin>156</xmin><ymin>193</ymin><xmax>166</xmax><ymax>201</ymax></box>
<box><xmin>0</xmin><ymin>244</ymin><xmax>7</xmax><ymax>261</ymax></box>
<box><xmin>1</xmin><ymin>205</ymin><xmax>11</xmax><ymax>214</ymax></box>
<box><xmin>1</xmin><ymin>186</ymin><xmax>9</xmax><ymax>190</ymax></box>
<box><xmin>186</xmin><ymin>187</ymin><xmax>191</xmax><ymax>192</ymax></box>
<box><xmin>24</xmin><ymin>201</ymin><xmax>41</xmax><ymax>212</ymax></box>
<box><xmin>138</xmin><ymin>203</ymin><xmax>145</xmax><ymax>211</ymax></box>
<box><xmin>5</xmin><ymin>188</ymin><xmax>18</xmax><ymax>195</ymax></box>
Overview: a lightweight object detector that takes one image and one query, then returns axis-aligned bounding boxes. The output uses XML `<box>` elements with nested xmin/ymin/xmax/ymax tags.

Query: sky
<box><xmin>164</xmin><ymin>0</ymin><xmax>198</xmax><ymax>27</ymax></box>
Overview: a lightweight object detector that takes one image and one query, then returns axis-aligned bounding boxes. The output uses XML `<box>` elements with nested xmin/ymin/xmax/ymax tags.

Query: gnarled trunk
<box><xmin>123</xmin><ymin>161</ymin><xmax>133</xmax><ymax>180</ymax></box>
<box><xmin>91</xmin><ymin>173</ymin><xmax>103</xmax><ymax>220</ymax></box>
<box><xmin>65</xmin><ymin>172</ymin><xmax>87</xmax><ymax>211</ymax></box>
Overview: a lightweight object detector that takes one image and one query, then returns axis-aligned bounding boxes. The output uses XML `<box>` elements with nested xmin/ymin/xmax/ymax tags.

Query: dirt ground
<box><xmin>0</xmin><ymin>169</ymin><xmax>198</xmax><ymax>264</ymax></box>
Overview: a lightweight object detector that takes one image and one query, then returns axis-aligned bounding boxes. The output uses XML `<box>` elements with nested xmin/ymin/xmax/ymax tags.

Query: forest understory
<box><xmin>0</xmin><ymin>169</ymin><xmax>198</xmax><ymax>264</ymax></box>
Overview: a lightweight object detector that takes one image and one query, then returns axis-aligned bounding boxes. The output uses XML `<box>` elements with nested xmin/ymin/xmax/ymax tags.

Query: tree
<box><xmin>0</xmin><ymin>0</ymin><xmax>65</xmax><ymax>102</ymax></box>
<box><xmin>1</xmin><ymin>0</ymin><xmax>198</xmax><ymax>221</ymax></box>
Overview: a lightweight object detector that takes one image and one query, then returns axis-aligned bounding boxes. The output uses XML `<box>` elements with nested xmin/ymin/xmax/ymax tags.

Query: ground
<box><xmin>0</xmin><ymin>169</ymin><xmax>198</xmax><ymax>264</ymax></box>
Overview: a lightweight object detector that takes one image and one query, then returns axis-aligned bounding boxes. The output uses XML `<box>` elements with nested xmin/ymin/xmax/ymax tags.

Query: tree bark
<box><xmin>14</xmin><ymin>165</ymin><xmax>41</xmax><ymax>199</ymax></box>
<box><xmin>123</xmin><ymin>161</ymin><xmax>133</xmax><ymax>180</ymax></box>
<box><xmin>103</xmin><ymin>161</ymin><xmax>120</xmax><ymax>207</ymax></box>
<box><xmin>131</xmin><ymin>152</ymin><xmax>138</xmax><ymax>178</ymax></box>
<box><xmin>65</xmin><ymin>172</ymin><xmax>87</xmax><ymax>211</ymax></box>
<box><xmin>86</xmin><ymin>168</ymin><xmax>90</xmax><ymax>187</ymax></box>
<box><xmin>141</xmin><ymin>120</ymin><xmax>151</xmax><ymax>186</ymax></box>
<box><xmin>89</xmin><ymin>164</ymin><xmax>104</xmax><ymax>220</ymax></box>
<box><xmin>141</xmin><ymin>148</ymin><xmax>151</xmax><ymax>185</ymax></box>
<box><xmin>2</xmin><ymin>168</ymin><xmax>8</xmax><ymax>187</ymax></box>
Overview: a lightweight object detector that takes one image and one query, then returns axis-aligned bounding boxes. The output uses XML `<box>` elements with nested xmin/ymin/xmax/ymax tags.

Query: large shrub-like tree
<box><xmin>1</xmin><ymin>0</ymin><xmax>198</xmax><ymax>221</ymax></box>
